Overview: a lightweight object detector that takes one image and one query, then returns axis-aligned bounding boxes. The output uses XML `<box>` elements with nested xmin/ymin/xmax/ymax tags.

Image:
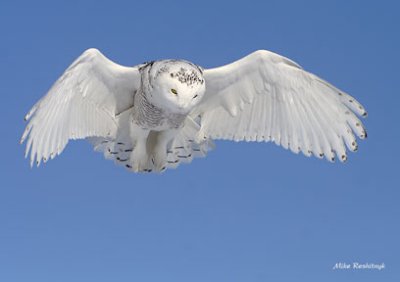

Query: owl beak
<box><xmin>176</xmin><ymin>103</ymin><xmax>190</xmax><ymax>114</ymax></box>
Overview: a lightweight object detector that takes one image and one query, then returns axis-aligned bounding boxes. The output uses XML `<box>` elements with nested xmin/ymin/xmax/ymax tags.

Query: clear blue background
<box><xmin>1</xmin><ymin>0</ymin><xmax>398</xmax><ymax>281</ymax></box>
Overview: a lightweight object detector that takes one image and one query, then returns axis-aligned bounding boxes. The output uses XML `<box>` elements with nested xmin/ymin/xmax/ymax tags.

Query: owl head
<box><xmin>142</xmin><ymin>60</ymin><xmax>205</xmax><ymax>114</ymax></box>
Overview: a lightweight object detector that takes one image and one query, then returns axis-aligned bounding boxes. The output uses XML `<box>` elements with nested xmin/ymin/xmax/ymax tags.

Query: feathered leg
<box><xmin>151</xmin><ymin>129</ymin><xmax>179</xmax><ymax>171</ymax></box>
<box><xmin>129</xmin><ymin>122</ymin><xmax>150</xmax><ymax>172</ymax></box>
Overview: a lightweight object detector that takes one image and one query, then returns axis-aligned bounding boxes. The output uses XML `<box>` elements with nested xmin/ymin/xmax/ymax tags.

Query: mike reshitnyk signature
<box><xmin>333</xmin><ymin>262</ymin><xmax>385</xmax><ymax>270</ymax></box>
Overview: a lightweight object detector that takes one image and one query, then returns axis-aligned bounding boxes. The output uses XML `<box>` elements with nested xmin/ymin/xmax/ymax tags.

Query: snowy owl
<box><xmin>21</xmin><ymin>48</ymin><xmax>367</xmax><ymax>172</ymax></box>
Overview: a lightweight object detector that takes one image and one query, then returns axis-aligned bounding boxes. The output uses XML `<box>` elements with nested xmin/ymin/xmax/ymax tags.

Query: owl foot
<box><xmin>151</xmin><ymin>129</ymin><xmax>179</xmax><ymax>172</ymax></box>
<box><xmin>151</xmin><ymin>147</ymin><xmax>167</xmax><ymax>172</ymax></box>
<box><xmin>130</xmin><ymin>141</ymin><xmax>149</xmax><ymax>172</ymax></box>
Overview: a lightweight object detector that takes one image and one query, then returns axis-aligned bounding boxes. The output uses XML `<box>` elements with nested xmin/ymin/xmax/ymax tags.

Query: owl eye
<box><xmin>170</xmin><ymin>89</ymin><xmax>178</xmax><ymax>95</ymax></box>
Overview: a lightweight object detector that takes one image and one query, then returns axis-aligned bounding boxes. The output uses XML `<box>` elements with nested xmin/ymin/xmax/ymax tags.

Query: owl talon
<box><xmin>152</xmin><ymin>151</ymin><xmax>167</xmax><ymax>171</ymax></box>
<box><xmin>130</xmin><ymin>144</ymin><xmax>149</xmax><ymax>172</ymax></box>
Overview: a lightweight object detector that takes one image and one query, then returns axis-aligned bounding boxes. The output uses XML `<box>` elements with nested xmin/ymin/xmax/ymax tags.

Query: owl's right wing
<box><xmin>21</xmin><ymin>48</ymin><xmax>141</xmax><ymax>166</ymax></box>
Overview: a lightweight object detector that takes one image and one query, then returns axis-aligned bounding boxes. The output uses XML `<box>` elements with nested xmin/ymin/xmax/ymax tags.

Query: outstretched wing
<box><xmin>21</xmin><ymin>48</ymin><xmax>141</xmax><ymax>166</ymax></box>
<box><xmin>193</xmin><ymin>50</ymin><xmax>367</xmax><ymax>162</ymax></box>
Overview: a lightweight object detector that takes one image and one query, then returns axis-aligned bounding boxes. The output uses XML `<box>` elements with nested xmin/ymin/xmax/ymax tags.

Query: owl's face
<box><xmin>145</xmin><ymin>60</ymin><xmax>205</xmax><ymax>114</ymax></box>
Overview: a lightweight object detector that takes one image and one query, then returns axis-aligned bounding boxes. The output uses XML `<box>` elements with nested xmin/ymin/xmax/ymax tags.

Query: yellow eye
<box><xmin>170</xmin><ymin>88</ymin><xmax>178</xmax><ymax>95</ymax></box>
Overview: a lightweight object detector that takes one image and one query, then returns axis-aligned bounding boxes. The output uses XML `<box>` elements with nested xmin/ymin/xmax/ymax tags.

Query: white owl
<box><xmin>21</xmin><ymin>48</ymin><xmax>367</xmax><ymax>172</ymax></box>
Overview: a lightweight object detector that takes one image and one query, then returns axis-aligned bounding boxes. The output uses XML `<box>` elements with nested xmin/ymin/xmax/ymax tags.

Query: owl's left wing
<box><xmin>192</xmin><ymin>50</ymin><xmax>367</xmax><ymax>162</ymax></box>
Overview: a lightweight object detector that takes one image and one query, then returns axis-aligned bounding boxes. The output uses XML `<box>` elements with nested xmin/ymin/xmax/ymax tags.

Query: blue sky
<box><xmin>1</xmin><ymin>0</ymin><xmax>399</xmax><ymax>281</ymax></box>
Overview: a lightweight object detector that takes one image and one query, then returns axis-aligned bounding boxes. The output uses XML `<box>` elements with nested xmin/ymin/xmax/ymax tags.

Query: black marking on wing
<box><xmin>177</xmin><ymin>154</ymin><xmax>192</xmax><ymax>159</ymax></box>
<box><xmin>108</xmin><ymin>148</ymin><xmax>118</xmax><ymax>155</ymax></box>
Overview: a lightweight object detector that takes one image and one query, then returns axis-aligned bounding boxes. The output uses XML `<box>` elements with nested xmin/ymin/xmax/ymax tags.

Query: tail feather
<box><xmin>88</xmin><ymin>115</ymin><xmax>214</xmax><ymax>173</ymax></box>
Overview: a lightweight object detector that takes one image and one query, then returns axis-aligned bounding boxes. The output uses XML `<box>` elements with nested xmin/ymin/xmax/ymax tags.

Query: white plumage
<box><xmin>21</xmin><ymin>48</ymin><xmax>367</xmax><ymax>172</ymax></box>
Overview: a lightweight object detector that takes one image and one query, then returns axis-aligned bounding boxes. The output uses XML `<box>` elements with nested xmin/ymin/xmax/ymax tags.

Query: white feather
<box><xmin>193</xmin><ymin>50</ymin><xmax>367</xmax><ymax>161</ymax></box>
<box><xmin>21</xmin><ymin>48</ymin><xmax>368</xmax><ymax>173</ymax></box>
<box><xmin>21</xmin><ymin>48</ymin><xmax>140</xmax><ymax>166</ymax></box>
